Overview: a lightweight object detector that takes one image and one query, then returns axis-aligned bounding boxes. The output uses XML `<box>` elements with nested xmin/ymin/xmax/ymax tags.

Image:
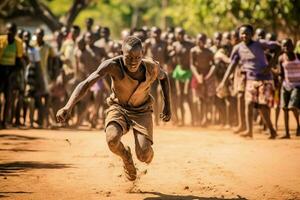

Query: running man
<box><xmin>56</xmin><ymin>36</ymin><xmax>171</xmax><ymax>181</ymax></box>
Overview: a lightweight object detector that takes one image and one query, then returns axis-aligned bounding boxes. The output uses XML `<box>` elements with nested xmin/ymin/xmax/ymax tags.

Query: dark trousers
<box><xmin>0</xmin><ymin>65</ymin><xmax>19</xmax><ymax>126</ymax></box>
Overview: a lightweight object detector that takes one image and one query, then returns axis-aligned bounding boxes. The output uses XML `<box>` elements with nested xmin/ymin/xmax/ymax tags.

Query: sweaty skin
<box><xmin>56</xmin><ymin>44</ymin><xmax>171</xmax><ymax>181</ymax></box>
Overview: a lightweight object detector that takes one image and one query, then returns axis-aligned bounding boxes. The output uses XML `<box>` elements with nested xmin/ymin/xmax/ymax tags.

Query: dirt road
<box><xmin>1</xmin><ymin>126</ymin><xmax>300</xmax><ymax>200</ymax></box>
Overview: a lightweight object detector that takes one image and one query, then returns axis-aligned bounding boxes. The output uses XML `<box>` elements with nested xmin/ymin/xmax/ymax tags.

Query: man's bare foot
<box><xmin>296</xmin><ymin>127</ymin><xmax>300</xmax><ymax>137</ymax></box>
<box><xmin>269</xmin><ymin>130</ymin><xmax>278</xmax><ymax>140</ymax></box>
<box><xmin>123</xmin><ymin>146</ymin><xmax>136</xmax><ymax>181</ymax></box>
<box><xmin>240</xmin><ymin>130</ymin><xmax>253</xmax><ymax>138</ymax></box>
<box><xmin>224</xmin><ymin>124</ymin><xmax>231</xmax><ymax>130</ymax></box>
<box><xmin>233</xmin><ymin>126</ymin><xmax>246</xmax><ymax>134</ymax></box>
<box><xmin>280</xmin><ymin>135</ymin><xmax>290</xmax><ymax>139</ymax></box>
<box><xmin>200</xmin><ymin>118</ymin><xmax>207</xmax><ymax>127</ymax></box>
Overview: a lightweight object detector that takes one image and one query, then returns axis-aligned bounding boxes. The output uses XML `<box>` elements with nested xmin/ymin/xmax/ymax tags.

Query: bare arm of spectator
<box><xmin>190</xmin><ymin>49</ymin><xmax>203</xmax><ymax>83</ymax></box>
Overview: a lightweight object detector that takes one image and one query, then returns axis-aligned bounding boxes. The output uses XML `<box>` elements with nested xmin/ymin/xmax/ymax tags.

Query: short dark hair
<box><xmin>71</xmin><ymin>25</ymin><xmax>81</xmax><ymax>33</ymax></box>
<box><xmin>122</xmin><ymin>36</ymin><xmax>142</xmax><ymax>51</ymax></box>
<box><xmin>36</xmin><ymin>28</ymin><xmax>44</xmax><ymax>36</ymax></box>
<box><xmin>6</xmin><ymin>22</ymin><xmax>17</xmax><ymax>33</ymax></box>
<box><xmin>239</xmin><ymin>24</ymin><xmax>254</xmax><ymax>35</ymax></box>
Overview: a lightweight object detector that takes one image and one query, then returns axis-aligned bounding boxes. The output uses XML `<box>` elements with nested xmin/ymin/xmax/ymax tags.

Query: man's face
<box><xmin>6</xmin><ymin>25</ymin><xmax>16</xmax><ymax>43</ymax></box>
<box><xmin>282</xmin><ymin>39</ymin><xmax>293</xmax><ymax>53</ymax></box>
<box><xmin>123</xmin><ymin>47</ymin><xmax>143</xmax><ymax>73</ymax></box>
<box><xmin>36</xmin><ymin>31</ymin><xmax>44</xmax><ymax>44</ymax></box>
<box><xmin>239</xmin><ymin>27</ymin><xmax>252</xmax><ymax>44</ymax></box>
<box><xmin>23</xmin><ymin>32</ymin><xmax>31</xmax><ymax>45</ymax></box>
<box><xmin>151</xmin><ymin>29</ymin><xmax>161</xmax><ymax>40</ymax></box>
<box><xmin>175</xmin><ymin>30</ymin><xmax>184</xmax><ymax>42</ymax></box>
<box><xmin>71</xmin><ymin>28</ymin><xmax>80</xmax><ymax>40</ymax></box>
<box><xmin>197</xmin><ymin>35</ymin><xmax>206</xmax><ymax>48</ymax></box>
<box><xmin>85</xmin><ymin>32</ymin><xmax>94</xmax><ymax>46</ymax></box>
<box><xmin>86</xmin><ymin>19</ymin><xmax>93</xmax><ymax>29</ymax></box>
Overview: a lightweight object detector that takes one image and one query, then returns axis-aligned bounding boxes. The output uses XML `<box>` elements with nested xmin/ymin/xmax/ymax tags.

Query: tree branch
<box><xmin>61</xmin><ymin>0</ymin><xmax>92</xmax><ymax>29</ymax></box>
<box><xmin>28</xmin><ymin>0</ymin><xmax>62</xmax><ymax>31</ymax></box>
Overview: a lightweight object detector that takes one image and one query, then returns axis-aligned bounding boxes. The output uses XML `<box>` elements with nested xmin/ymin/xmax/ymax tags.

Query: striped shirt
<box><xmin>282</xmin><ymin>57</ymin><xmax>300</xmax><ymax>89</ymax></box>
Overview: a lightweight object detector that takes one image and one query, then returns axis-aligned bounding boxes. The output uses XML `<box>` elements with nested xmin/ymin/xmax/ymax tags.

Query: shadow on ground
<box><xmin>0</xmin><ymin>161</ymin><xmax>72</xmax><ymax>176</ymax></box>
<box><xmin>139</xmin><ymin>191</ymin><xmax>248</xmax><ymax>200</ymax></box>
<box><xmin>0</xmin><ymin>191</ymin><xmax>33</xmax><ymax>199</ymax></box>
<box><xmin>0</xmin><ymin>148</ymin><xmax>44</xmax><ymax>152</ymax></box>
<box><xmin>0</xmin><ymin>134</ymin><xmax>45</xmax><ymax>141</ymax></box>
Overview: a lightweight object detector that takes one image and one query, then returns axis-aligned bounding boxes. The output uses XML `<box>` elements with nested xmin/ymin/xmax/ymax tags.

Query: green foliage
<box><xmin>43</xmin><ymin>0</ymin><xmax>300</xmax><ymax>39</ymax></box>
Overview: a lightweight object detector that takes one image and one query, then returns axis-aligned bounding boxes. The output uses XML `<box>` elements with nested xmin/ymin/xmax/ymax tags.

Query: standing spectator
<box><xmin>23</xmin><ymin>31</ymin><xmax>41</xmax><ymax>128</ymax></box>
<box><xmin>278</xmin><ymin>39</ymin><xmax>300</xmax><ymax>138</ymax></box>
<box><xmin>35</xmin><ymin>28</ymin><xmax>55</xmax><ymax>128</ymax></box>
<box><xmin>172</xmin><ymin>27</ymin><xmax>194</xmax><ymax>126</ymax></box>
<box><xmin>144</xmin><ymin>27</ymin><xmax>168</xmax><ymax>126</ymax></box>
<box><xmin>190</xmin><ymin>33</ymin><xmax>215</xmax><ymax>126</ymax></box>
<box><xmin>0</xmin><ymin>22</ymin><xmax>24</xmax><ymax>128</ymax></box>
<box><xmin>60</xmin><ymin>25</ymin><xmax>80</xmax><ymax>96</ymax></box>
<box><xmin>217</xmin><ymin>24</ymin><xmax>280</xmax><ymax>139</ymax></box>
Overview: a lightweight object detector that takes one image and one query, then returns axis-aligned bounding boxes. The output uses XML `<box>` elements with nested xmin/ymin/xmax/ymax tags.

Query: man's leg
<box><xmin>106</xmin><ymin>122</ymin><xmax>136</xmax><ymax>181</ymax></box>
<box><xmin>291</xmin><ymin>108</ymin><xmax>300</xmax><ymax>136</ymax></box>
<box><xmin>200</xmin><ymin>98</ymin><xmax>207</xmax><ymax>126</ymax></box>
<box><xmin>225</xmin><ymin>97</ymin><xmax>231</xmax><ymax>128</ymax></box>
<box><xmin>170</xmin><ymin>78</ymin><xmax>178</xmax><ymax>125</ymax></box>
<box><xmin>133</xmin><ymin>129</ymin><xmax>154</xmax><ymax>164</ymax></box>
<box><xmin>275</xmin><ymin>106</ymin><xmax>280</xmax><ymax>131</ymax></box>
<box><xmin>258</xmin><ymin>105</ymin><xmax>277</xmax><ymax>139</ymax></box>
<box><xmin>241</xmin><ymin>101</ymin><xmax>253</xmax><ymax>137</ymax></box>
<box><xmin>176</xmin><ymin>80</ymin><xmax>184</xmax><ymax>126</ymax></box>
<box><xmin>282</xmin><ymin>108</ymin><xmax>290</xmax><ymax>138</ymax></box>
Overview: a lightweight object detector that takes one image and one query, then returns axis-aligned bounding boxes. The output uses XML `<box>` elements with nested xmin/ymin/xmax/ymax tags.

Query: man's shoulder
<box><xmin>232</xmin><ymin>42</ymin><xmax>244</xmax><ymax>52</ymax></box>
<box><xmin>143</xmin><ymin>57</ymin><xmax>159</xmax><ymax>67</ymax></box>
<box><xmin>143</xmin><ymin>58</ymin><xmax>160</xmax><ymax>73</ymax></box>
<box><xmin>204</xmin><ymin>47</ymin><xmax>213</xmax><ymax>54</ymax></box>
<box><xmin>105</xmin><ymin>55</ymin><xmax>122</xmax><ymax>66</ymax></box>
<box><xmin>191</xmin><ymin>46</ymin><xmax>198</xmax><ymax>52</ymax></box>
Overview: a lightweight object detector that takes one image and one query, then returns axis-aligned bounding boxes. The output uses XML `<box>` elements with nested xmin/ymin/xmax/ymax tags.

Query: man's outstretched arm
<box><xmin>158</xmin><ymin>69</ymin><xmax>171</xmax><ymax>122</ymax></box>
<box><xmin>56</xmin><ymin>60</ymin><xmax>111</xmax><ymax>122</ymax></box>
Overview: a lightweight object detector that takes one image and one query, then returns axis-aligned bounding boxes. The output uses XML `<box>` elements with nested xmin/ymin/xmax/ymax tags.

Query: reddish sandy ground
<box><xmin>0</xmin><ymin>125</ymin><xmax>300</xmax><ymax>200</ymax></box>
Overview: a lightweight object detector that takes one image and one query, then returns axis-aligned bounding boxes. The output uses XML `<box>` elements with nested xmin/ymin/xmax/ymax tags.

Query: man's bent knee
<box><xmin>136</xmin><ymin>146</ymin><xmax>153</xmax><ymax>163</ymax></box>
<box><xmin>106</xmin><ymin>122</ymin><xmax>123</xmax><ymax>149</ymax></box>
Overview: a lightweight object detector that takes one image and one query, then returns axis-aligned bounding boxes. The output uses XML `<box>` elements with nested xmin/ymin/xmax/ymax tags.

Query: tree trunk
<box><xmin>61</xmin><ymin>0</ymin><xmax>91</xmax><ymax>29</ymax></box>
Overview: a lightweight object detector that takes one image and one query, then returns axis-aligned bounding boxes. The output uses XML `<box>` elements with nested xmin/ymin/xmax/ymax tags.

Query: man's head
<box><xmin>255</xmin><ymin>28</ymin><xmax>266</xmax><ymax>40</ymax></box>
<box><xmin>167</xmin><ymin>33</ymin><xmax>175</xmax><ymax>45</ymax></box>
<box><xmin>205</xmin><ymin>38</ymin><xmax>213</xmax><ymax>48</ymax></box>
<box><xmin>151</xmin><ymin>26</ymin><xmax>161</xmax><ymax>40</ymax></box>
<box><xmin>213</xmin><ymin>32</ymin><xmax>222</xmax><ymax>48</ymax></box>
<box><xmin>222</xmin><ymin>31</ymin><xmax>231</xmax><ymax>45</ymax></box>
<box><xmin>266</xmin><ymin>32</ymin><xmax>277</xmax><ymax>41</ymax></box>
<box><xmin>230</xmin><ymin>29</ymin><xmax>239</xmax><ymax>45</ymax></box>
<box><xmin>122</xmin><ymin>36</ymin><xmax>143</xmax><ymax>73</ymax></box>
<box><xmin>196</xmin><ymin>33</ymin><xmax>207</xmax><ymax>48</ymax></box>
<box><xmin>101</xmin><ymin>27</ymin><xmax>110</xmax><ymax>40</ymax></box>
<box><xmin>23</xmin><ymin>31</ymin><xmax>31</xmax><ymax>46</ymax></box>
<box><xmin>35</xmin><ymin>28</ymin><xmax>45</xmax><ymax>45</ymax></box>
<box><xmin>54</xmin><ymin>30</ymin><xmax>64</xmax><ymax>44</ymax></box>
<box><xmin>76</xmin><ymin>36</ymin><xmax>86</xmax><ymax>51</ymax></box>
<box><xmin>84</xmin><ymin>31</ymin><xmax>96</xmax><ymax>46</ymax></box>
<box><xmin>17</xmin><ymin>29</ymin><xmax>24</xmax><ymax>39</ymax></box>
<box><xmin>239</xmin><ymin>24</ymin><xmax>254</xmax><ymax>44</ymax></box>
<box><xmin>85</xmin><ymin>17</ymin><xmax>94</xmax><ymax>31</ymax></box>
<box><xmin>6</xmin><ymin>22</ymin><xmax>17</xmax><ymax>44</ymax></box>
<box><xmin>61</xmin><ymin>26</ymin><xmax>69</xmax><ymax>38</ymax></box>
<box><xmin>71</xmin><ymin>25</ymin><xmax>81</xmax><ymax>41</ymax></box>
<box><xmin>175</xmin><ymin>27</ymin><xmax>185</xmax><ymax>42</ymax></box>
<box><xmin>281</xmin><ymin>39</ymin><xmax>294</xmax><ymax>53</ymax></box>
